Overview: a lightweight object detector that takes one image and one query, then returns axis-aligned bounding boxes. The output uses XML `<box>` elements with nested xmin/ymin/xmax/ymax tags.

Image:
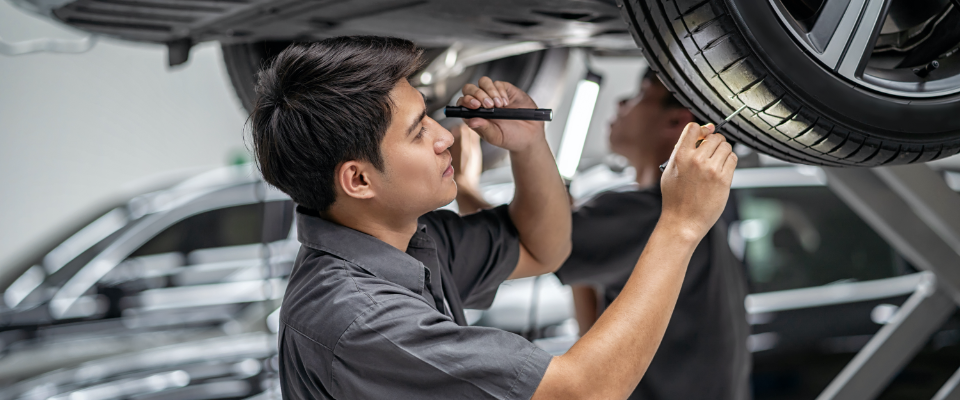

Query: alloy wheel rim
<box><xmin>768</xmin><ymin>0</ymin><xmax>960</xmax><ymax>98</ymax></box>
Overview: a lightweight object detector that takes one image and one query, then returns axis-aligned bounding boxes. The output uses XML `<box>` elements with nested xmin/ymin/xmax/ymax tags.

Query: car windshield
<box><xmin>2</xmin><ymin>206</ymin><xmax>132</xmax><ymax>310</ymax></box>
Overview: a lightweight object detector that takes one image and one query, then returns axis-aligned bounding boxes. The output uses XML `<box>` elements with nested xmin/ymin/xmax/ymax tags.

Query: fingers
<box><xmin>670</xmin><ymin>123</ymin><xmax>736</xmax><ymax>178</ymax></box>
<box><xmin>677</xmin><ymin>122</ymin><xmax>703</xmax><ymax>150</ymax></box>
<box><xmin>494</xmin><ymin>81</ymin><xmax>511</xmax><ymax>106</ymax></box>
<box><xmin>710</xmin><ymin>141</ymin><xmax>733</xmax><ymax>172</ymax></box>
<box><xmin>478</xmin><ymin>77</ymin><xmax>505</xmax><ymax>108</ymax></box>
<box><xmin>459</xmin><ymin>77</ymin><xmax>513</xmax><ymax>109</ymax></box>
<box><xmin>462</xmin><ymin>83</ymin><xmax>493</xmax><ymax>108</ymax></box>
<box><xmin>700</xmin><ymin>123</ymin><xmax>716</xmax><ymax>143</ymax></box>
<box><xmin>722</xmin><ymin>150</ymin><xmax>739</xmax><ymax>175</ymax></box>
<box><xmin>463</xmin><ymin>117</ymin><xmax>489</xmax><ymax>130</ymax></box>
<box><xmin>664</xmin><ymin>123</ymin><xmax>699</xmax><ymax>172</ymax></box>
<box><xmin>674</xmin><ymin>123</ymin><xmax>718</xmax><ymax>164</ymax></box>
<box><xmin>459</xmin><ymin>83</ymin><xmax>484</xmax><ymax>109</ymax></box>
<box><xmin>705</xmin><ymin>133</ymin><xmax>735</xmax><ymax>182</ymax></box>
<box><xmin>697</xmin><ymin>131</ymin><xmax>724</xmax><ymax>158</ymax></box>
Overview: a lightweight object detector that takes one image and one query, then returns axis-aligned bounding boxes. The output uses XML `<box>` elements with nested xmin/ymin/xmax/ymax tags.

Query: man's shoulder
<box><xmin>280</xmin><ymin>248</ymin><xmax>427</xmax><ymax>350</ymax></box>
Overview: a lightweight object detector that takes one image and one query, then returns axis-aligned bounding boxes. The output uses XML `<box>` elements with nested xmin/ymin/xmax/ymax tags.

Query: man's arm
<box><xmin>449</xmin><ymin>123</ymin><xmax>492</xmax><ymax>215</ymax></box>
<box><xmin>532</xmin><ymin>122</ymin><xmax>738</xmax><ymax>400</ymax></box>
<box><xmin>458</xmin><ymin>78</ymin><xmax>572</xmax><ymax>279</ymax></box>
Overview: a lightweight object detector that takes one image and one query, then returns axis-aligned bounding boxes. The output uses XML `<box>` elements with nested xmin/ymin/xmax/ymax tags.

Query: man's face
<box><xmin>371</xmin><ymin>79</ymin><xmax>458</xmax><ymax>216</ymax></box>
<box><xmin>608</xmin><ymin>79</ymin><xmax>688</xmax><ymax>159</ymax></box>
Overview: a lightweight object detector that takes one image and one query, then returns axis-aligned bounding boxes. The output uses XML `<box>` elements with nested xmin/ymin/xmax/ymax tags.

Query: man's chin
<box><xmin>436</xmin><ymin>187</ymin><xmax>458</xmax><ymax>210</ymax></box>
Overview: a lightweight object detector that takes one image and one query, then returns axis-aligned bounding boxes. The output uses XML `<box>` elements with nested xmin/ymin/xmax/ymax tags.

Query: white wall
<box><xmin>0</xmin><ymin>1</ymin><xmax>250</xmax><ymax>270</ymax></box>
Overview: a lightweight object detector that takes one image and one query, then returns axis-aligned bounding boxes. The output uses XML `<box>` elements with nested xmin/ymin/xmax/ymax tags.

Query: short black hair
<box><xmin>250</xmin><ymin>36</ymin><xmax>423</xmax><ymax>212</ymax></box>
<box><xmin>642</xmin><ymin>68</ymin><xmax>686</xmax><ymax>110</ymax></box>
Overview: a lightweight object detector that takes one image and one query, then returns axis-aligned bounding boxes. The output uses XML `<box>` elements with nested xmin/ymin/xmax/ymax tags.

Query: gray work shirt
<box><xmin>556</xmin><ymin>185</ymin><xmax>752</xmax><ymax>400</ymax></box>
<box><xmin>279</xmin><ymin>205</ymin><xmax>553</xmax><ymax>399</ymax></box>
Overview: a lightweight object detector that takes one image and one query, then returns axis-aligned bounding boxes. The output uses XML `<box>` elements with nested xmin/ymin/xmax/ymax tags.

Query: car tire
<box><xmin>221</xmin><ymin>41</ymin><xmax>293</xmax><ymax>114</ymax></box>
<box><xmin>618</xmin><ymin>0</ymin><xmax>960</xmax><ymax>166</ymax></box>
<box><xmin>222</xmin><ymin>41</ymin><xmax>545</xmax><ymax>114</ymax></box>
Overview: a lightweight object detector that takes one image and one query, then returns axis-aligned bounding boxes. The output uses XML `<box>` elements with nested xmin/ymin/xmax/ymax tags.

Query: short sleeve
<box><xmin>420</xmin><ymin>205</ymin><xmax>521</xmax><ymax>309</ymax></box>
<box><xmin>331</xmin><ymin>295</ymin><xmax>553</xmax><ymax>400</ymax></box>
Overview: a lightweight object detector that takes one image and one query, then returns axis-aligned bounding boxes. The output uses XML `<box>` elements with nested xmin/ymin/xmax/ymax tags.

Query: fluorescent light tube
<box><xmin>556</xmin><ymin>78</ymin><xmax>601</xmax><ymax>180</ymax></box>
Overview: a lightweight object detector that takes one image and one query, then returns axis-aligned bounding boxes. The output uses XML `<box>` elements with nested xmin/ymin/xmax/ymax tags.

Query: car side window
<box><xmin>130</xmin><ymin>201</ymin><xmax>293</xmax><ymax>258</ymax></box>
<box><xmin>733</xmin><ymin>187</ymin><xmax>903</xmax><ymax>293</ymax></box>
<box><xmin>92</xmin><ymin>200</ymin><xmax>295</xmax><ymax>319</ymax></box>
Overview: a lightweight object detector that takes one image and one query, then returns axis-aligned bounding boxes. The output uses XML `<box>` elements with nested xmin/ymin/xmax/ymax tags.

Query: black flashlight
<box><xmin>444</xmin><ymin>106</ymin><xmax>553</xmax><ymax>121</ymax></box>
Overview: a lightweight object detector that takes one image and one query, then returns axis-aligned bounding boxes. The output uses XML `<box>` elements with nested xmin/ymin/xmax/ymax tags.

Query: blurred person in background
<box><xmin>453</xmin><ymin>68</ymin><xmax>751</xmax><ymax>400</ymax></box>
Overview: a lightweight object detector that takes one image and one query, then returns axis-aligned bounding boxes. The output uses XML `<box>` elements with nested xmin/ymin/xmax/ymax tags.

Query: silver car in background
<box><xmin>0</xmin><ymin>165</ymin><xmax>295</xmax><ymax>396</ymax></box>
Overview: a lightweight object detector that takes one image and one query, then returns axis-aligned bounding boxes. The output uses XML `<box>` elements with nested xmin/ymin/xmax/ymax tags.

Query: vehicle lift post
<box><xmin>820</xmin><ymin>164</ymin><xmax>960</xmax><ymax>400</ymax></box>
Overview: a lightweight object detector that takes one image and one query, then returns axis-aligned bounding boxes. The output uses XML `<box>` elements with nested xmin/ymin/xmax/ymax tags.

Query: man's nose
<box><xmin>435</xmin><ymin>123</ymin><xmax>455</xmax><ymax>154</ymax></box>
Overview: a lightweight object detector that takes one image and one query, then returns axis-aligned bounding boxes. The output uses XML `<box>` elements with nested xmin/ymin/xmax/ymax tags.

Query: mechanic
<box><xmin>250</xmin><ymin>36</ymin><xmax>737</xmax><ymax>399</ymax></box>
<box><xmin>560</xmin><ymin>69</ymin><xmax>752</xmax><ymax>400</ymax></box>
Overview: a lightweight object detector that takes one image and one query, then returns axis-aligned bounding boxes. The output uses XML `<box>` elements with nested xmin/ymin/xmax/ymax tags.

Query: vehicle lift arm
<box><xmin>821</xmin><ymin>165</ymin><xmax>960</xmax><ymax>400</ymax></box>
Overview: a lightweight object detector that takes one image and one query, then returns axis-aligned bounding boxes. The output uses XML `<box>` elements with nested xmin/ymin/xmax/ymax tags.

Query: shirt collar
<box><xmin>295</xmin><ymin>207</ymin><xmax>436</xmax><ymax>295</ymax></box>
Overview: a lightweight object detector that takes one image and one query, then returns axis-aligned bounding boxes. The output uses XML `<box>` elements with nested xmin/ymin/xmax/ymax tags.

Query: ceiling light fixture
<box><xmin>556</xmin><ymin>71</ymin><xmax>602</xmax><ymax>180</ymax></box>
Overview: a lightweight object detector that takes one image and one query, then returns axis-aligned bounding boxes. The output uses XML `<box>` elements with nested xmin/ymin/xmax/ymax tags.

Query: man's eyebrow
<box><xmin>406</xmin><ymin>108</ymin><xmax>427</xmax><ymax>137</ymax></box>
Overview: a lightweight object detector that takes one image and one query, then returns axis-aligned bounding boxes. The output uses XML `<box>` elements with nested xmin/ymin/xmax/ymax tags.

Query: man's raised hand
<box><xmin>455</xmin><ymin>77</ymin><xmax>544</xmax><ymax>152</ymax></box>
<box><xmin>659</xmin><ymin>123</ymin><xmax>737</xmax><ymax>241</ymax></box>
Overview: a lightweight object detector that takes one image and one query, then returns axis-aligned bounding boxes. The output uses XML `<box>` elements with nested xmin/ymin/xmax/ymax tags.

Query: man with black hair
<box><xmin>252</xmin><ymin>36</ymin><xmax>737</xmax><ymax>399</ymax></box>
<box><xmin>558</xmin><ymin>69</ymin><xmax>752</xmax><ymax>400</ymax></box>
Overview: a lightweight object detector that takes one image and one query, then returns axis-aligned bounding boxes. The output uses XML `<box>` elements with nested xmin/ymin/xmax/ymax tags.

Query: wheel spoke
<box><xmin>807</xmin><ymin>0</ymin><xmax>853</xmax><ymax>53</ymax></box>
<box><xmin>836</xmin><ymin>0</ymin><xmax>891</xmax><ymax>78</ymax></box>
<box><xmin>812</xmin><ymin>0</ymin><xmax>890</xmax><ymax>71</ymax></box>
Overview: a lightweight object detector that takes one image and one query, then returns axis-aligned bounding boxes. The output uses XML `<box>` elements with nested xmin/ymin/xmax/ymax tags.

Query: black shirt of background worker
<box><xmin>556</xmin><ymin>184</ymin><xmax>752</xmax><ymax>400</ymax></box>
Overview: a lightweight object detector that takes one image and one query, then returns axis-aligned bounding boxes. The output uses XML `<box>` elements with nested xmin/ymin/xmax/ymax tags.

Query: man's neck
<box><xmin>324</xmin><ymin>204</ymin><xmax>420</xmax><ymax>252</ymax></box>
<box><xmin>634</xmin><ymin>161</ymin><xmax>661</xmax><ymax>188</ymax></box>
<box><xmin>623</xmin><ymin>143</ymin><xmax>675</xmax><ymax>189</ymax></box>
<box><xmin>625</xmin><ymin>151</ymin><xmax>662</xmax><ymax>189</ymax></box>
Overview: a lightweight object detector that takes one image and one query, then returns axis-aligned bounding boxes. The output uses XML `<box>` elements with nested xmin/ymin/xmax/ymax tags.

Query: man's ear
<box><xmin>336</xmin><ymin>161</ymin><xmax>377</xmax><ymax>200</ymax></box>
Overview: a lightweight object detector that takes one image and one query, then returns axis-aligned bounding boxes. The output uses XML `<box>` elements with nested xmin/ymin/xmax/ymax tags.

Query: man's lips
<box><xmin>443</xmin><ymin>164</ymin><xmax>454</xmax><ymax>178</ymax></box>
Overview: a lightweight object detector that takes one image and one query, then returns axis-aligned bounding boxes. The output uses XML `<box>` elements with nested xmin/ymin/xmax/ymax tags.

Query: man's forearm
<box><xmin>508</xmin><ymin>138</ymin><xmax>572</xmax><ymax>269</ymax></box>
<box><xmin>533</xmin><ymin>220</ymin><xmax>700</xmax><ymax>400</ymax></box>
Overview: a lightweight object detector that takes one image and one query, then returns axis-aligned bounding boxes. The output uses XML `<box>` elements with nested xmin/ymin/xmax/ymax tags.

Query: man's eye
<box><xmin>415</xmin><ymin>127</ymin><xmax>426</xmax><ymax>139</ymax></box>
